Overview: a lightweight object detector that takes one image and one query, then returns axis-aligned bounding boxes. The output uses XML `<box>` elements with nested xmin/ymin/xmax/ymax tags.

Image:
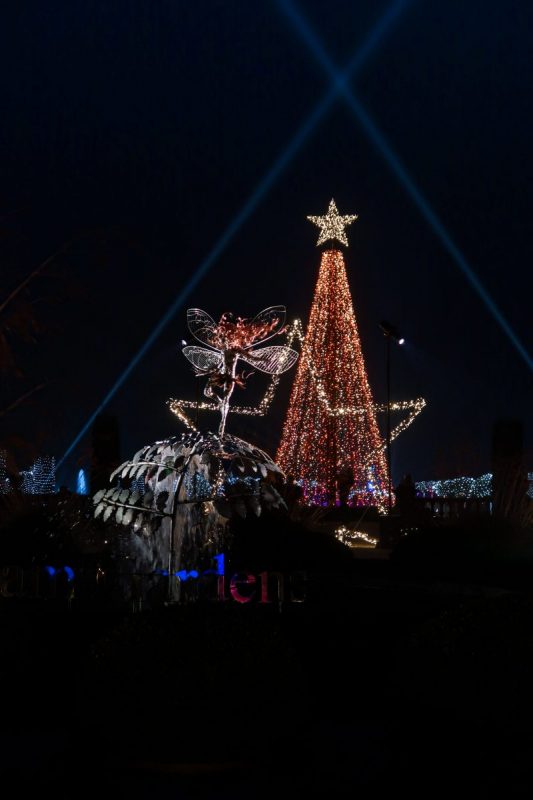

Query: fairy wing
<box><xmin>240</xmin><ymin>345</ymin><xmax>298</xmax><ymax>375</ymax></box>
<box><xmin>244</xmin><ymin>305</ymin><xmax>287</xmax><ymax>348</ymax></box>
<box><xmin>182</xmin><ymin>346</ymin><xmax>223</xmax><ymax>374</ymax></box>
<box><xmin>187</xmin><ymin>308</ymin><xmax>218</xmax><ymax>348</ymax></box>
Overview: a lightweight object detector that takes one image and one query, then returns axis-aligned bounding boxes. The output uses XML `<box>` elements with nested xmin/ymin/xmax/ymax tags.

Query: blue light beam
<box><xmin>58</xmin><ymin>0</ymin><xmax>411</xmax><ymax>469</ymax></box>
<box><xmin>278</xmin><ymin>0</ymin><xmax>532</xmax><ymax>373</ymax></box>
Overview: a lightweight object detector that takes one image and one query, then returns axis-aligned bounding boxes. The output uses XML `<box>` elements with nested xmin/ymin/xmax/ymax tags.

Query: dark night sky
<box><xmin>1</xmin><ymin>0</ymin><xmax>532</xmax><ymax>488</ymax></box>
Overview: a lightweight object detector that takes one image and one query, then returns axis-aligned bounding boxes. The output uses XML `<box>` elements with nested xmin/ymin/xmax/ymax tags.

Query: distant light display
<box><xmin>416</xmin><ymin>473</ymin><xmax>492</xmax><ymax>499</ymax></box>
<box><xmin>0</xmin><ymin>450</ymin><xmax>11</xmax><ymax>494</ymax></box>
<box><xmin>20</xmin><ymin>470</ymin><xmax>34</xmax><ymax>494</ymax></box>
<box><xmin>20</xmin><ymin>455</ymin><xmax>56</xmax><ymax>494</ymax></box>
<box><xmin>32</xmin><ymin>456</ymin><xmax>56</xmax><ymax>494</ymax></box>
<box><xmin>76</xmin><ymin>469</ymin><xmax>88</xmax><ymax>495</ymax></box>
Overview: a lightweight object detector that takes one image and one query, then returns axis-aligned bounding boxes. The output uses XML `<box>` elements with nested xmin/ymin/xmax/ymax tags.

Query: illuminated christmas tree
<box><xmin>277</xmin><ymin>200</ymin><xmax>389</xmax><ymax>507</ymax></box>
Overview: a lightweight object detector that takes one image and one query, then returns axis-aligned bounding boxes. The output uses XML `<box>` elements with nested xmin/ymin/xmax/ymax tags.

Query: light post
<box><xmin>379</xmin><ymin>321</ymin><xmax>405</xmax><ymax>513</ymax></box>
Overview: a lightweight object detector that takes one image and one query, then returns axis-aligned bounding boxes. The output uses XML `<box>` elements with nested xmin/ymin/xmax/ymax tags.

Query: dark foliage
<box><xmin>390</xmin><ymin>517</ymin><xmax>533</xmax><ymax>587</ymax></box>
<box><xmin>0</xmin><ymin>492</ymin><xmax>110</xmax><ymax>565</ymax></box>
<box><xmin>228</xmin><ymin>509</ymin><xmax>353</xmax><ymax>574</ymax></box>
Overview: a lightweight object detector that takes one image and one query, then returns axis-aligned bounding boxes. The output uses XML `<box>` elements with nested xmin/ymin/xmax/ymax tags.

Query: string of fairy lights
<box><xmin>169</xmin><ymin>314</ymin><xmax>424</xmax><ymax>453</ymax></box>
<box><xmin>335</xmin><ymin>524</ymin><xmax>378</xmax><ymax>547</ymax></box>
<box><xmin>168</xmin><ymin>349</ymin><xmax>291</xmax><ymax>429</ymax></box>
<box><xmin>285</xmin><ymin>319</ymin><xmax>425</xmax><ymax>456</ymax></box>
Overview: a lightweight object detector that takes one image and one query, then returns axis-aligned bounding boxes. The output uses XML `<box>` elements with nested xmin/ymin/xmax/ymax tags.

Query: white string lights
<box><xmin>335</xmin><ymin>524</ymin><xmax>378</xmax><ymax>547</ymax></box>
<box><xmin>170</xmin><ymin>315</ymin><xmax>425</xmax><ymax>456</ymax></box>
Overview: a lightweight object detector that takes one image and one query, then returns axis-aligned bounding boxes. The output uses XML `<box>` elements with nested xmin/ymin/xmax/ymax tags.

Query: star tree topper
<box><xmin>307</xmin><ymin>198</ymin><xmax>358</xmax><ymax>247</ymax></box>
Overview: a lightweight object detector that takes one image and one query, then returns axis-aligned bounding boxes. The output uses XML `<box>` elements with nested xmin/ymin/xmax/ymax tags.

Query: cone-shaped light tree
<box><xmin>277</xmin><ymin>200</ymin><xmax>388</xmax><ymax>507</ymax></box>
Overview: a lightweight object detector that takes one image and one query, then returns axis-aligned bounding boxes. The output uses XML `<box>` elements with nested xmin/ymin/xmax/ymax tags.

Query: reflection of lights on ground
<box><xmin>335</xmin><ymin>525</ymin><xmax>378</xmax><ymax>548</ymax></box>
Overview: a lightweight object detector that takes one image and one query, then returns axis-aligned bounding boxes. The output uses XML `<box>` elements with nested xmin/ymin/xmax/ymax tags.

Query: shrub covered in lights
<box><xmin>416</xmin><ymin>473</ymin><xmax>492</xmax><ymax>499</ymax></box>
<box><xmin>0</xmin><ymin>491</ymin><xmax>102</xmax><ymax>564</ymax></box>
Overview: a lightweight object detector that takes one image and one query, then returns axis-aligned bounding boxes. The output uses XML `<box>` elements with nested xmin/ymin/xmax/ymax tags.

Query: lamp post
<box><xmin>379</xmin><ymin>321</ymin><xmax>405</xmax><ymax>513</ymax></box>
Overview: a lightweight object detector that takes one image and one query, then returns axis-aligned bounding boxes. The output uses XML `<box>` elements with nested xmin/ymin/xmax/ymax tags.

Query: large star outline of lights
<box><xmin>307</xmin><ymin>199</ymin><xmax>358</xmax><ymax>247</ymax></box>
<box><xmin>169</xmin><ymin>319</ymin><xmax>425</xmax><ymax>462</ymax></box>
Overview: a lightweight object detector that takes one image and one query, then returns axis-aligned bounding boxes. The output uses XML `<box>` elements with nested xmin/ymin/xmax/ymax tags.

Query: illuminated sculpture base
<box><xmin>93</xmin><ymin>431</ymin><xmax>286</xmax><ymax>599</ymax></box>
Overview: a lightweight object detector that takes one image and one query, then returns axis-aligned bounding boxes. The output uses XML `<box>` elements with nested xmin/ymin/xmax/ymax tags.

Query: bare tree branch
<box><xmin>0</xmin><ymin>245</ymin><xmax>68</xmax><ymax>318</ymax></box>
<box><xmin>0</xmin><ymin>383</ymin><xmax>46</xmax><ymax>419</ymax></box>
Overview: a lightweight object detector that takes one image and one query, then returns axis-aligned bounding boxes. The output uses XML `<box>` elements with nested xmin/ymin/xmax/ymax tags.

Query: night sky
<box><xmin>1</xmin><ymin>0</ymin><xmax>532</xmax><ymax>488</ymax></box>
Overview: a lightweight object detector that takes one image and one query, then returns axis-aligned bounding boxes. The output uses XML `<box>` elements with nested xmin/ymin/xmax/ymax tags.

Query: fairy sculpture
<box><xmin>182</xmin><ymin>305</ymin><xmax>298</xmax><ymax>435</ymax></box>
